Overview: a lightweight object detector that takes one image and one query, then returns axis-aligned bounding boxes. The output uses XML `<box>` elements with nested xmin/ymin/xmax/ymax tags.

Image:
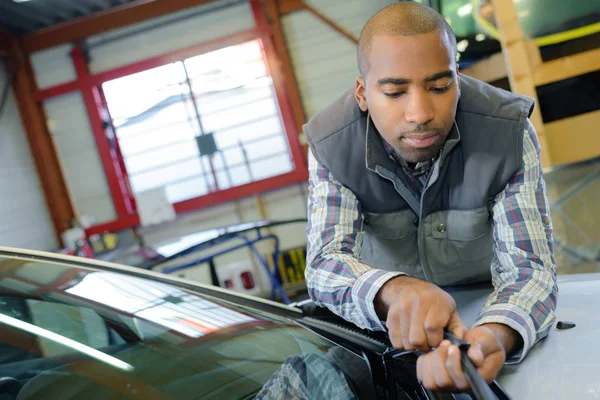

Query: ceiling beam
<box><xmin>0</xmin><ymin>30</ymin><xmax>12</xmax><ymax>57</ymax></box>
<box><xmin>22</xmin><ymin>0</ymin><xmax>219</xmax><ymax>54</ymax></box>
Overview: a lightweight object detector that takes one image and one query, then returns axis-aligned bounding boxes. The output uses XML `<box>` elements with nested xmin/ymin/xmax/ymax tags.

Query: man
<box><xmin>304</xmin><ymin>2</ymin><xmax>558</xmax><ymax>392</ymax></box>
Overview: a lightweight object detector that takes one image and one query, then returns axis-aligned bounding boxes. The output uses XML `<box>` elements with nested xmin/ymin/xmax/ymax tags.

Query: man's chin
<box><xmin>396</xmin><ymin>145</ymin><xmax>442</xmax><ymax>164</ymax></box>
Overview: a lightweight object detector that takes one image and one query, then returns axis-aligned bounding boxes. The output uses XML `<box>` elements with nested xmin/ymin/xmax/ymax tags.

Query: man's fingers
<box><xmin>399</xmin><ymin>300</ymin><xmax>412</xmax><ymax>350</ymax></box>
<box><xmin>387</xmin><ymin>307</ymin><xmax>404</xmax><ymax>349</ymax></box>
<box><xmin>446</xmin><ymin>311</ymin><xmax>467</xmax><ymax>339</ymax></box>
<box><xmin>432</xmin><ymin>345</ymin><xmax>454</xmax><ymax>390</ymax></box>
<box><xmin>477</xmin><ymin>350</ymin><xmax>506</xmax><ymax>383</ymax></box>
<box><xmin>408</xmin><ymin>299</ymin><xmax>429</xmax><ymax>351</ymax></box>
<box><xmin>467</xmin><ymin>346</ymin><xmax>485</xmax><ymax>368</ymax></box>
<box><xmin>423</xmin><ymin>308</ymin><xmax>446</xmax><ymax>348</ymax></box>
<box><xmin>446</xmin><ymin>345</ymin><xmax>469</xmax><ymax>391</ymax></box>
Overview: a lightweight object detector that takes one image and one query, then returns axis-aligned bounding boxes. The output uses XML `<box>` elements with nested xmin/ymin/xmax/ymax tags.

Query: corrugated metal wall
<box><xmin>282</xmin><ymin>0</ymin><xmax>395</xmax><ymax>119</ymax></box>
<box><xmin>0</xmin><ymin>62</ymin><xmax>57</xmax><ymax>250</ymax></box>
<box><xmin>31</xmin><ymin>0</ymin><xmax>256</xmax><ymax>225</ymax></box>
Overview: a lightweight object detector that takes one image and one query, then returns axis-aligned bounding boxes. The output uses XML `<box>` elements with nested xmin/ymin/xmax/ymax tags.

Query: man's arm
<box><xmin>474</xmin><ymin>120</ymin><xmax>558</xmax><ymax>363</ymax></box>
<box><xmin>305</xmin><ymin>150</ymin><xmax>403</xmax><ymax>331</ymax></box>
<box><xmin>416</xmin><ymin>121</ymin><xmax>558</xmax><ymax>392</ymax></box>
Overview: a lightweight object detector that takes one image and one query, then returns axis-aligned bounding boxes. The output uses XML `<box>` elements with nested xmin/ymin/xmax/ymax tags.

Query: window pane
<box><xmin>131</xmin><ymin>159</ymin><xmax>205</xmax><ymax>193</ymax></box>
<box><xmin>244</xmin><ymin>135</ymin><xmax>288</xmax><ymax>161</ymax></box>
<box><xmin>126</xmin><ymin>141</ymin><xmax>199</xmax><ymax>176</ymax></box>
<box><xmin>250</xmin><ymin>154</ymin><xmax>293</xmax><ymax>181</ymax></box>
<box><xmin>103</xmin><ymin>63</ymin><xmax>187</xmax><ymax>124</ymax></box>
<box><xmin>214</xmin><ymin>115</ymin><xmax>282</xmax><ymax>149</ymax></box>
<box><xmin>165</xmin><ymin>177</ymin><xmax>209</xmax><ymax>204</ymax></box>
<box><xmin>103</xmin><ymin>39</ymin><xmax>296</xmax><ymax>206</ymax></box>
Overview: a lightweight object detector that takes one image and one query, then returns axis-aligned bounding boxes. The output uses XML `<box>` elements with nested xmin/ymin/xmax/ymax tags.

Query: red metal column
<box><xmin>70</xmin><ymin>43</ymin><xmax>135</xmax><ymax>220</ymax></box>
<box><xmin>97</xmin><ymin>87</ymin><xmax>137</xmax><ymax>214</ymax></box>
<box><xmin>250</xmin><ymin>0</ymin><xmax>308</xmax><ymax>174</ymax></box>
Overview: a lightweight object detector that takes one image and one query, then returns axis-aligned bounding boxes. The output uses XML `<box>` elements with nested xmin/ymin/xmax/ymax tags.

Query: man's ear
<box><xmin>355</xmin><ymin>76</ymin><xmax>368</xmax><ymax>112</ymax></box>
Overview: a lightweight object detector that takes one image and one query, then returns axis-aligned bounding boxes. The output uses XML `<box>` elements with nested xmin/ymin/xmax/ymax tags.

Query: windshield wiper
<box><xmin>443</xmin><ymin>332</ymin><xmax>511</xmax><ymax>400</ymax></box>
<box><xmin>382</xmin><ymin>331</ymin><xmax>512</xmax><ymax>400</ymax></box>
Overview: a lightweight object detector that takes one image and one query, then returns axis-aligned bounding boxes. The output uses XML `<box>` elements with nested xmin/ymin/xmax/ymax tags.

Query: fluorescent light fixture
<box><xmin>457</xmin><ymin>39</ymin><xmax>469</xmax><ymax>53</ymax></box>
<box><xmin>457</xmin><ymin>4</ymin><xmax>473</xmax><ymax>17</ymax></box>
<box><xmin>475</xmin><ymin>33</ymin><xmax>486</xmax><ymax>42</ymax></box>
<box><xmin>13</xmin><ymin>0</ymin><xmax>31</xmax><ymax>3</ymax></box>
<box><xmin>0</xmin><ymin>313</ymin><xmax>134</xmax><ymax>372</ymax></box>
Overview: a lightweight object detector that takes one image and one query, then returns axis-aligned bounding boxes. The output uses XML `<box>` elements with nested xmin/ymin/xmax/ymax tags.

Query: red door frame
<box><xmin>33</xmin><ymin>0</ymin><xmax>308</xmax><ymax>236</ymax></box>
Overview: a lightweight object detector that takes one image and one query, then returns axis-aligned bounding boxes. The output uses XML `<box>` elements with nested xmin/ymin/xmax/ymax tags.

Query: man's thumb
<box><xmin>447</xmin><ymin>311</ymin><xmax>467</xmax><ymax>339</ymax></box>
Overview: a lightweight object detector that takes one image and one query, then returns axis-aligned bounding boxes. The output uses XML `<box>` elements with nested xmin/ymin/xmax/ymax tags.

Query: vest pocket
<box><xmin>428</xmin><ymin>207</ymin><xmax>494</xmax><ymax>263</ymax></box>
<box><xmin>363</xmin><ymin>210</ymin><xmax>417</xmax><ymax>239</ymax></box>
<box><xmin>361</xmin><ymin>209</ymin><xmax>422</xmax><ymax>274</ymax></box>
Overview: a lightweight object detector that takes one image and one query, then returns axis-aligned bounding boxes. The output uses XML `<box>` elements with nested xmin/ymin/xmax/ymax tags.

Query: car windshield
<box><xmin>0</xmin><ymin>254</ymin><xmax>371</xmax><ymax>400</ymax></box>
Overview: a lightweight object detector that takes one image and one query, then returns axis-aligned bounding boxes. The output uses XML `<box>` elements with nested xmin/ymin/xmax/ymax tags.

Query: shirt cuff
<box><xmin>352</xmin><ymin>269</ymin><xmax>405</xmax><ymax>331</ymax></box>
<box><xmin>473</xmin><ymin>303</ymin><xmax>536</xmax><ymax>364</ymax></box>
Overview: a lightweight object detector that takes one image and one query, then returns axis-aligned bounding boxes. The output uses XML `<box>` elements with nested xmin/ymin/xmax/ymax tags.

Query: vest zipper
<box><xmin>416</xmin><ymin>163</ymin><xmax>437</xmax><ymax>282</ymax></box>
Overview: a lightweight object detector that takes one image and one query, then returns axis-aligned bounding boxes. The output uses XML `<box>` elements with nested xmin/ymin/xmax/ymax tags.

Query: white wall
<box><xmin>88</xmin><ymin>0</ymin><xmax>255</xmax><ymax>73</ymax></box>
<box><xmin>0</xmin><ymin>62</ymin><xmax>57</xmax><ymax>251</ymax></box>
<box><xmin>282</xmin><ymin>0</ymin><xmax>395</xmax><ymax>118</ymax></box>
<box><xmin>43</xmin><ymin>92</ymin><xmax>117</xmax><ymax>224</ymax></box>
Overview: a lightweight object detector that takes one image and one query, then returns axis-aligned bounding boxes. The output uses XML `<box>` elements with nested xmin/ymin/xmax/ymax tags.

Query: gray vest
<box><xmin>305</xmin><ymin>74</ymin><xmax>534</xmax><ymax>286</ymax></box>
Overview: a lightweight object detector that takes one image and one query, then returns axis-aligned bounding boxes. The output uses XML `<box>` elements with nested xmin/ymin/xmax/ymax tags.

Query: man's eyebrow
<box><xmin>377</xmin><ymin>77</ymin><xmax>411</xmax><ymax>85</ymax></box>
<box><xmin>424</xmin><ymin>70</ymin><xmax>455</xmax><ymax>82</ymax></box>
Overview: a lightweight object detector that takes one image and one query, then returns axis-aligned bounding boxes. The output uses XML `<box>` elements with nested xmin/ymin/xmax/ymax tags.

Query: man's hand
<box><xmin>375</xmin><ymin>276</ymin><xmax>466</xmax><ymax>351</ymax></box>
<box><xmin>416</xmin><ymin>323</ymin><xmax>522</xmax><ymax>392</ymax></box>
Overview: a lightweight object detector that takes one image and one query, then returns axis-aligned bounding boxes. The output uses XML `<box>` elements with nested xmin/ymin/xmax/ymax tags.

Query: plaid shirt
<box><xmin>305</xmin><ymin>120</ymin><xmax>558</xmax><ymax>363</ymax></box>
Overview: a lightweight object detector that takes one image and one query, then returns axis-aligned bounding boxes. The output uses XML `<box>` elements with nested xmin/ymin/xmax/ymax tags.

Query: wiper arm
<box><xmin>443</xmin><ymin>332</ymin><xmax>511</xmax><ymax>400</ymax></box>
<box><xmin>382</xmin><ymin>332</ymin><xmax>512</xmax><ymax>400</ymax></box>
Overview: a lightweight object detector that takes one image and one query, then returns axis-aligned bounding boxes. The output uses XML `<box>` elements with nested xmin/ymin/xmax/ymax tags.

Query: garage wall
<box><xmin>282</xmin><ymin>0</ymin><xmax>395</xmax><ymax>118</ymax></box>
<box><xmin>87</xmin><ymin>0</ymin><xmax>255</xmax><ymax>73</ymax></box>
<box><xmin>44</xmin><ymin>93</ymin><xmax>117</xmax><ymax>224</ymax></box>
<box><xmin>0</xmin><ymin>62</ymin><xmax>57</xmax><ymax>251</ymax></box>
<box><xmin>31</xmin><ymin>0</ymin><xmax>256</xmax><ymax>226</ymax></box>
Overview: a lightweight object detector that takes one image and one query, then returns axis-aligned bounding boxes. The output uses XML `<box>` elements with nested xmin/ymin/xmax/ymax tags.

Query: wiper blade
<box><xmin>443</xmin><ymin>332</ymin><xmax>511</xmax><ymax>400</ymax></box>
<box><xmin>382</xmin><ymin>332</ymin><xmax>512</xmax><ymax>400</ymax></box>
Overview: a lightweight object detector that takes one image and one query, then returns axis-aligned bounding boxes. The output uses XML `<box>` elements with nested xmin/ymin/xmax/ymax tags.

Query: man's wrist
<box><xmin>478</xmin><ymin>323</ymin><xmax>523</xmax><ymax>356</ymax></box>
<box><xmin>374</xmin><ymin>274</ymin><xmax>414</xmax><ymax>319</ymax></box>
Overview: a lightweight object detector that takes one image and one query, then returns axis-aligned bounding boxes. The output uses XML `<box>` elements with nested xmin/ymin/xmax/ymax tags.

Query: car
<box><xmin>0</xmin><ymin>246</ymin><xmax>592</xmax><ymax>399</ymax></box>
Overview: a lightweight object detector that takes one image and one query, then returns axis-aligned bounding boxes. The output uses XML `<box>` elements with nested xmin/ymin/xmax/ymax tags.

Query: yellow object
<box><xmin>471</xmin><ymin>0</ymin><xmax>600</xmax><ymax>46</ymax></box>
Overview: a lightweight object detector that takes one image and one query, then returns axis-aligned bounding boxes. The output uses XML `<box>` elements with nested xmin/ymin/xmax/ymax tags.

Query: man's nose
<box><xmin>405</xmin><ymin>90</ymin><xmax>434</xmax><ymax>126</ymax></box>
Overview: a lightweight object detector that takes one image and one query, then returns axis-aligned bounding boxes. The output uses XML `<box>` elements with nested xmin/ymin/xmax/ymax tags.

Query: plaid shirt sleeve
<box><xmin>473</xmin><ymin>119</ymin><xmax>558</xmax><ymax>363</ymax></box>
<box><xmin>305</xmin><ymin>150</ymin><xmax>404</xmax><ymax>331</ymax></box>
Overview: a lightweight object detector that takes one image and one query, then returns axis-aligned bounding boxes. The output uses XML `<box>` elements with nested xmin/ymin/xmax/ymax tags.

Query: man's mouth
<box><xmin>400</xmin><ymin>132</ymin><xmax>440</xmax><ymax>149</ymax></box>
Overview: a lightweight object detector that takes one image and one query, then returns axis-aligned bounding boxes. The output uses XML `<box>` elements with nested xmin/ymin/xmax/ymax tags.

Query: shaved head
<box><xmin>358</xmin><ymin>2</ymin><xmax>456</xmax><ymax>77</ymax></box>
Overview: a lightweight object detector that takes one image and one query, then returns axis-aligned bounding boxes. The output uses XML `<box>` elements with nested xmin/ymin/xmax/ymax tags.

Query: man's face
<box><xmin>356</xmin><ymin>30</ymin><xmax>460</xmax><ymax>163</ymax></box>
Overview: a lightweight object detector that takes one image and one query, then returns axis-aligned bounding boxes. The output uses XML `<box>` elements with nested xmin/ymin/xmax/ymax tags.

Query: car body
<box><xmin>0</xmin><ymin>246</ymin><xmax>594</xmax><ymax>399</ymax></box>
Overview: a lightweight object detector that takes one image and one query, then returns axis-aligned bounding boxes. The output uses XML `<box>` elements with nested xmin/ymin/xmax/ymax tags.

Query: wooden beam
<box><xmin>0</xmin><ymin>30</ymin><xmax>12</xmax><ymax>57</ymax></box>
<box><xmin>301</xmin><ymin>1</ymin><xmax>358</xmax><ymax>44</ymax></box>
<box><xmin>264</xmin><ymin>0</ymin><xmax>307</xmax><ymax>135</ymax></box>
<box><xmin>277</xmin><ymin>0</ymin><xmax>304</xmax><ymax>15</ymax></box>
<box><xmin>461</xmin><ymin>52</ymin><xmax>507</xmax><ymax>82</ymax></box>
<box><xmin>7</xmin><ymin>40</ymin><xmax>76</xmax><ymax>244</ymax></box>
<box><xmin>545</xmin><ymin>110</ymin><xmax>600</xmax><ymax>166</ymax></box>
<box><xmin>534</xmin><ymin>47</ymin><xmax>600</xmax><ymax>87</ymax></box>
<box><xmin>491</xmin><ymin>0</ymin><xmax>551</xmax><ymax>167</ymax></box>
<box><xmin>22</xmin><ymin>0</ymin><xmax>219</xmax><ymax>54</ymax></box>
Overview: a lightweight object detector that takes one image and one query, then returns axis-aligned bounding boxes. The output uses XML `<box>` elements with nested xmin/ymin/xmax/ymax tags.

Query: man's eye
<box><xmin>384</xmin><ymin>92</ymin><xmax>406</xmax><ymax>98</ymax></box>
<box><xmin>431</xmin><ymin>86</ymin><xmax>451</xmax><ymax>93</ymax></box>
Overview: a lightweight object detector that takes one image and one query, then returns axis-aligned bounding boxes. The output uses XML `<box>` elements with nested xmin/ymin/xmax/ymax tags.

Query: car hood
<box><xmin>449</xmin><ymin>273</ymin><xmax>600</xmax><ymax>400</ymax></box>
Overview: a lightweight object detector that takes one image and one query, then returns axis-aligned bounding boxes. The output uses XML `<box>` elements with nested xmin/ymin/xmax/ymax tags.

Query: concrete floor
<box><xmin>545</xmin><ymin>157</ymin><xmax>600</xmax><ymax>276</ymax></box>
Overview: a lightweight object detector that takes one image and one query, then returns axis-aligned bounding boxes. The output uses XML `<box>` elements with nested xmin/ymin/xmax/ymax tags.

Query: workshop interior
<box><xmin>0</xmin><ymin>0</ymin><xmax>598</xmax><ymax>399</ymax></box>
